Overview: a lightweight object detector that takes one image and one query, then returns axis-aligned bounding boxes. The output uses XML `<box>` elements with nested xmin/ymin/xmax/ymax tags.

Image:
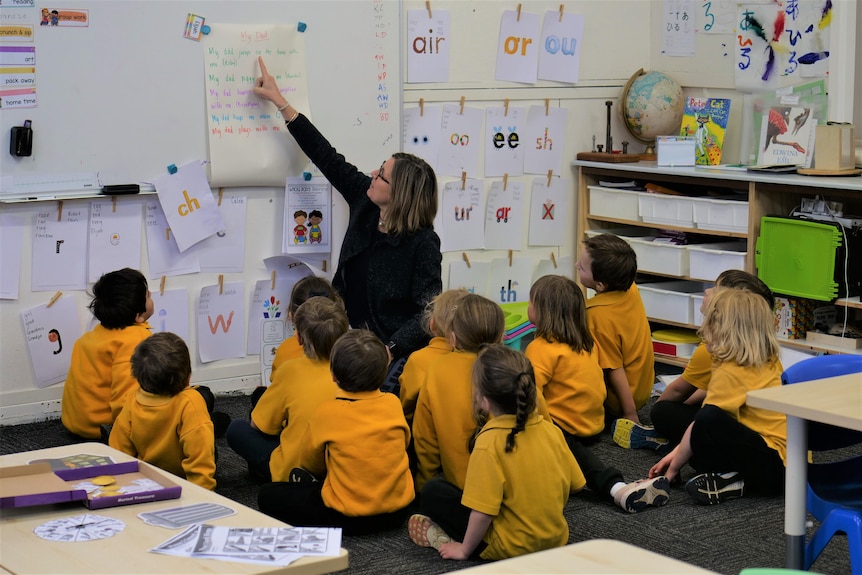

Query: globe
<box><xmin>621</xmin><ymin>69</ymin><xmax>685</xmax><ymax>156</ymax></box>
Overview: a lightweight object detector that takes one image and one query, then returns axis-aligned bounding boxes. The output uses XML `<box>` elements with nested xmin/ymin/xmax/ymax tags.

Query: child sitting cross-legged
<box><xmin>258</xmin><ymin>330</ymin><xmax>415</xmax><ymax>535</ymax></box>
<box><xmin>109</xmin><ymin>332</ymin><xmax>216</xmax><ymax>489</ymax></box>
<box><xmin>408</xmin><ymin>344</ymin><xmax>586</xmax><ymax>561</ymax></box>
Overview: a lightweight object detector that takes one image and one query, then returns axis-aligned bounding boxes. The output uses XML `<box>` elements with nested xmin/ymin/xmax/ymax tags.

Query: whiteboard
<box><xmin>0</xmin><ymin>0</ymin><xmax>401</xmax><ymax>192</ymax></box>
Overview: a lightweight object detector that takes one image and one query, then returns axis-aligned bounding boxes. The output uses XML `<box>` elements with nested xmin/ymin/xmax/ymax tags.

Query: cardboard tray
<box><xmin>806</xmin><ymin>330</ymin><xmax>862</xmax><ymax>350</ymax></box>
<box><xmin>0</xmin><ymin>460</ymin><xmax>182</xmax><ymax>510</ymax></box>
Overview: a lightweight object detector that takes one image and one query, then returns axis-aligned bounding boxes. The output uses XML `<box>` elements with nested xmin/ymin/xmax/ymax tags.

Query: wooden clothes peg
<box><xmin>419</xmin><ymin>97</ymin><xmax>425</xmax><ymax>116</ymax></box>
<box><xmin>516</xmin><ymin>3</ymin><xmax>522</xmax><ymax>21</ymax></box>
<box><xmin>271</xmin><ymin>270</ymin><xmax>277</xmax><ymax>290</ymax></box>
<box><xmin>461</xmin><ymin>172</ymin><xmax>467</xmax><ymax>190</ymax></box>
<box><xmin>159</xmin><ymin>276</ymin><xmax>166</xmax><ymax>296</ymax></box>
<box><xmin>218</xmin><ymin>274</ymin><xmax>224</xmax><ymax>295</ymax></box>
<box><xmin>559</xmin><ymin>3</ymin><xmax>565</xmax><ymax>22</ymax></box>
<box><xmin>550</xmin><ymin>252</ymin><xmax>558</xmax><ymax>268</ymax></box>
<box><xmin>462</xmin><ymin>252</ymin><xmax>471</xmax><ymax>269</ymax></box>
<box><xmin>47</xmin><ymin>291</ymin><xmax>63</xmax><ymax>308</ymax></box>
<box><xmin>459</xmin><ymin>96</ymin><xmax>465</xmax><ymax>114</ymax></box>
<box><xmin>426</xmin><ymin>0</ymin><xmax>432</xmax><ymax>18</ymax></box>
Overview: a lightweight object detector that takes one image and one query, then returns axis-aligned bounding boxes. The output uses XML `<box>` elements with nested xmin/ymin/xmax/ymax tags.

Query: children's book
<box><xmin>679</xmin><ymin>97</ymin><xmax>731</xmax><ymax>166</ymax></box>
<box><xmin>757</xmin><ymin>106</ymin><xmax>816</xmax><ymax>167</ymax></box>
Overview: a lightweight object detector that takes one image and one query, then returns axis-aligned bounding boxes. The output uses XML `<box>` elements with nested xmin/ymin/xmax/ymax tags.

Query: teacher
<box><xmin>254</xmin><ymin>57</ymin><xmax>442</xmax><ymax>360</ymax></box>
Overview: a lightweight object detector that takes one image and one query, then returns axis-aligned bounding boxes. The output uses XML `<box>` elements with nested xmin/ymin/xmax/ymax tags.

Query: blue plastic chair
<box><xmin>781</xmin><ymin>355</ymin><xmax>862</xmax><ymax>574</ymax></box>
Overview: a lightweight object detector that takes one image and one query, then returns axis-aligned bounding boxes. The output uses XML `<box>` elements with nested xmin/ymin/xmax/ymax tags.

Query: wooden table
<box><xmin>449</xmin><ymin>538</ymin><xmax>717</xmax><ymax>574</ymax></box>
<box><xmin>747</xmin><ymin>372</ymin><xmax>862</xmax><ymax>570</ymax></box>
<box><xmin>0</xmin><ymin>443</ymin><xmax>349</xmax><ymax>575</ymax></box>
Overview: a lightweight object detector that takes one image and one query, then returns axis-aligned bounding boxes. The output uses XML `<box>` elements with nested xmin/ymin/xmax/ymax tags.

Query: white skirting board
<box><xmin>0</xmin><ymin>375</ymin><xmax>261</xmax><ymax>427</ymax></box>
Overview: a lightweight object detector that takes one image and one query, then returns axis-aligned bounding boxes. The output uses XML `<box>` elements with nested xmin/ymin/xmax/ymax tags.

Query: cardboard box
<box><xmin>0</xmin><ymin>460</ymin><xmax>181</xmax><ymax>510</ymax></box>
<box><xmin>814</xmin><ymin>124</ymin><xmax>855</xmax><ymax>171</ymax></box>
<box><xmin>805</xmin><ymin>330</ymin><xmax>862</xmax><ymax>350</ymax></box>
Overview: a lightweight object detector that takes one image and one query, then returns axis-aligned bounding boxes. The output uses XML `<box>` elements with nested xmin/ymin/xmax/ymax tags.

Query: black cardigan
<box><xmin>288</xmin><ymin>115</ymin><xmax>442</xmax><ymax>357</ymax></box>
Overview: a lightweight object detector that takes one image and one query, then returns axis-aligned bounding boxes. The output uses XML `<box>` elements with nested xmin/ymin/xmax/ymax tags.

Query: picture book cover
<box><xmin>679</xmin><ymin>97</ymin><xmax>731</xmax><ymax>165</ymax></box>
<box><xmin>758</xmin><ymin>106</ymin><xmax>816</xmax><ymax>167</ymax></box>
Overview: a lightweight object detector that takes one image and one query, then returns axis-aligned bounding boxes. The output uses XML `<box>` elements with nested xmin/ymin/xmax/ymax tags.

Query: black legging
<box><xmin>688</xmin><ymin>405</ymin><xmax>785</xmax><ymax>494</ymax></box>
<box><xmin>650</xmin><ymin>400</ymin><xmax>701</xmax><ymax>445</ymax></box>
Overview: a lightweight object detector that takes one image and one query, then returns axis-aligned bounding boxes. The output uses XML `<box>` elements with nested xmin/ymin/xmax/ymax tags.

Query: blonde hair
<box><xmin>529</xmin><ymin>275</ymin><xmax>593</xmax><ymax>353</ymax></box>
<box><xmin>382</xmin><ymin>153</ymin><xmax>438</xmax><ymax>235</ymax></box>
<box><xmin>450</xmin><ymin>294</ymin><xmax>505</xmax><ymax>352</ymax></box>
<box><xmin>423</xmin><ymin>288</ymin><xmax>469</xmax><ymax>337</ymax></box>
<box><xmin>699</xmin><ymin>288</ymin><xmax>779</xmax><ymax>367</ymax></box>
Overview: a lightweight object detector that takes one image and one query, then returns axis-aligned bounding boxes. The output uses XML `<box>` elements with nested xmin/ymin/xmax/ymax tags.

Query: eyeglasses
<box><xmin>375</xmin><ymin>160</ymin><xmax>390</xmax><ymax>185</ymax></box>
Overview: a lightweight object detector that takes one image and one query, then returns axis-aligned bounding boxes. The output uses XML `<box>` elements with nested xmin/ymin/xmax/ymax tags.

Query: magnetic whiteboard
<box><xmin>0</xmin><ymin>0</ymin><xmax>401</xmax><ymax>193</ymax></box>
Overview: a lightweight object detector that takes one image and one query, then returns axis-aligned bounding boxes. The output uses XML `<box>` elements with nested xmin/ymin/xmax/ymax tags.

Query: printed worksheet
<box><xmin>0</xmin><ymin>213</ymin><xmax>25</xmax><ymax>299</ymax></box>
<box><xmin>31</xmin><ymin>206</ymin><xmax>88</xmax><ymax>292</ymax></box>
<box><xmin>197</xmin><ymin>282</ymin><xmax>245</xmax><ymax>363</ymax></box>
<box><xmin>87</xmin><ymin>199</ymin><xmax>143</xmax><ymax>283</ymax></box>
<box><xmin>528</xmin><ymin>176</ymin><xmax>569</xmax><ymax>246</ymax></box>
<box><xmin>20</xmin><ymin>295</ymin><xmax>82</xmax><ymax>387</ymax></box>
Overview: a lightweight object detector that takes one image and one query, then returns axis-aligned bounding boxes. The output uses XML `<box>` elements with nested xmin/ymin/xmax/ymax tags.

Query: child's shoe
<box><xmin>408</xmin><ymin>514</ymin><xmax>451</xmax><ymax>550</ymax></box>
<box><xmin>613</xmin><ymin>476</ymin><xmax>671</xmax><ymax>513</ymax></box>
<box><xmin>612</xmin><ymin>418</ymin><xmax>669</xmax><ymax>451</ymax></box>
<box><xmin>212</xmin><ymin>411</ymin><xmax>232</xmax><ymax>439</ymax></box>
<box><xmin>288</xmin><ymin>467</ymin><xmax>319</xmax><ymax>483</ymax></box>
<box><xmin>685</xmin><ymin>472</ymin><xmax>744</xmax><ymax>505</ymax></box>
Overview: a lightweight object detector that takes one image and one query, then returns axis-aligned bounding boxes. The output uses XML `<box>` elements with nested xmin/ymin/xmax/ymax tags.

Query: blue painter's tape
<box><xmin>302</xmin><ymin>172</ymin><xmax>312</xmax><ymax>181</ymax></box>
<box><xmin>167</xmin><ymin>164</ymin><xmax>178</xmax><ymax>175</ymax></box>
<box><xmin>201</xmin><ymin>25</ymin><xmax>211</xmax><ymax>35</ymax></box>
<box><xmin>297</xmin><ymin>21</ymin><xmax>307</xmax><ymax>32</ymax></box>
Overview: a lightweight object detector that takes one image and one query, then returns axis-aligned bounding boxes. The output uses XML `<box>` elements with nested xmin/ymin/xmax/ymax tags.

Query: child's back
<box><xmin>577</xmin><ymin>234</ymin><xmax>654</xmax><ymax>420</ymax></box>
<box><xmin>400</xmin><ymin>289</ymin><xmax>468</xmax><ymax>426</ymax></box>
<box><xmin>261</xmin><ymin>298</ymin><xmax>349</xmax><ymax>482</ymax></box>
<box><xmin>413</xmin><ymin>294</ymin><xmax>504</xmax><ymax>491</ymax></box>
<box><xmin>62</xmin><ymin>268</ymin><xmax>153</xmax><ymax>439</ymax></box>
<box><xmin>525</xmin><ymin>275</ymin><xmax>606</xmax><ymax>438</ymax></box>
<box><xmin>109</xmin><ymin>332</ymin><xmax>215</xmax><ymax>489</ymax></box>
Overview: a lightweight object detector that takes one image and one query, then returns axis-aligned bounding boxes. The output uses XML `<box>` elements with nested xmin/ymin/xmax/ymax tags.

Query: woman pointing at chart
<box><xmin>254</xmin><ymin>56</ymin><xmax>442</xmax><ymax>362</ymax></box>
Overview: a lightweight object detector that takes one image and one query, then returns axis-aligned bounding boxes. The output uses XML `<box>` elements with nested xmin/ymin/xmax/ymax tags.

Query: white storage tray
<box><xmin>627</xmin><ymin>237</ymin><xmax>689</xmax><ymax>276</ymax></box>
<box><xmin>687</xmin><ymin>242</ymin><xmax>747</xmax><ymax>281</ymax></box>
<box><xmin>588</xmin><ymin>186</ymin><xmax>642</xmax><ymax>221</ymax></box>
<box><xmin>639</xmin><ymin>281</ymin><xmax>708</xmax><ymax>324</ymax></box>
<box><xmin>692</xmin><ymin>197</ymin><xmax>749</xmax><ymax>233</ymax></box>
<box><xmin>638</xmin><ymin>194</ymin><xmax>695</xmax><ymax>227</ymax></box>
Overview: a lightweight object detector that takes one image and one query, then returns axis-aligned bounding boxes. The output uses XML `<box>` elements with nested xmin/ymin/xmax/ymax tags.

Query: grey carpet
<box><xmin>0</xmin><ymin>394</ymin><xmax>852</xmax><ymax>575</ymax></box>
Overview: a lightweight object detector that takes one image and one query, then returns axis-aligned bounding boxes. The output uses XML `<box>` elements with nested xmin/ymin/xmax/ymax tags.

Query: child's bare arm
<box><xmin>607</xmin><ymin>367</ymin><xmax>639</xmax><ymax>423</ymax></box>
<box><xmin>657</xmin><ymin>376</ymin><xmax>697</xmax><ymax>403</ymax></box>
<box><xmin>438</xmin><ymin>510</ymin><xmax>493</xmax><ymax>561</ymax></box>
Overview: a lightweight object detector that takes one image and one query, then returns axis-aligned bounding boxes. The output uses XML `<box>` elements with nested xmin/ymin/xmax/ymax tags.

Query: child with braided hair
<box><xmin>408</xmin><ymin>344</ymin><xmax>586</xmax><ymax>561</ymax></box>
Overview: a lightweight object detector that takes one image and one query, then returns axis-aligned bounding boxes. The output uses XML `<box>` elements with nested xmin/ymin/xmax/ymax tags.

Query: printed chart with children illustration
<box><xmin>283</xmin><ymin>177</ymin><xmax>331</xmax><ymax>254</ymax></box>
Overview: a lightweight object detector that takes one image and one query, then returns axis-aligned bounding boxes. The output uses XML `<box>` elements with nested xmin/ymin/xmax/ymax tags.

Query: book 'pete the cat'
<box><xmin>679</xmin><ymin>97</ymin><xmax>731</xmax><ymax>166</ymax></box>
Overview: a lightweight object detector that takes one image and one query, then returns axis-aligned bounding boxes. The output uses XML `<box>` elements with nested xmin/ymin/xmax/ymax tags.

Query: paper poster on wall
<box><xmin>144</xmin><ymin>201</ymin><xmax>201</xmax><ymax>279</ymax></box>
<box><xmin>247</xmin><ymin>278</ymin><xmax>294</xmax><ymax>355</ymax></box>
<box><xmin>662</xmin><ymin>0</ymin><xmax>696</xmax><ymax>57</ymax></box>
<box><xmin>283</xmin><ymin>178</ymin><xmax>331</xmax><ymax>254</ymax></box>
<box><xmin>495</xmin><ymin>9</ymin><xmax>540</xmax><ymax>84</ymax></box>
<box><xmin>534</xmin><ymin>255</ymin><xmax>574</xmax><ymax>281</ymax></box>
<box><xmin>0</xmin><ymin>45</ymin><xmax>38</xmax><ymax>109</ymax></box>
<box><xmin>537</xmin><ymin>10</ymin><xmax>585</xmax><ymax>83</ymax></box>
<box><xmin>31</xmin><ymin>206</ymin><xmax>88</xmax><ymax>292</ymax></box>
<box><xmin>735</xmin><ymin>2</ymin><xmax>832</xmax><ymax>91</ymax></box>
<box><xmin>197</xmin><ymin>282</ymin><xmax>245</xmax><ymax>363</ymax></box>
<box><xmin>403</xmin><ymin>105</ymin><xmax>443</xmax><ymax>170</ymax></box>
<box><xmin>484</xmin><ymin>180</ymin><xmax>524</xmax><ymax>251</ymax></box>
<box><xmin>190</xmin><ymin>193</ymin><xmax>247</xmax><ymax>273</ymax></box>
<box><xmin>523</xmin><ymin>105</ymin><xmax>566</xmax><ymax>175</ymax></box>
<box><xmin>440</xmin><ymin>179</ymin><xmax>485</xmax><ymax>253</ymax></box>
<box><xmin>697</xmin><ymin>0</ymin><xmax>737</xmax><ymax>34</ymax></box>
<box><xmin>484</xmin><ymin>106</ymin><xmax>526</xmax><ymax>177</ymax></box>
<box><xmin>528</xmin><ymin>176</ymin><xmax>568</xmax><ymax>246</ymax></box>
<box><xmin>151</xmin><ymin>288</ymin><xmax>190</xmax><ymax>343</ymax></box>
<box><xmin>153</xmin><ymin>161</ymin><xmax>224</xmax><ymax>253</ymax></box>
<box><xmin>489</xmin><ymin>256</ymin><xmax>534</xmax><ymax>305</ymax></box>
<box><xmin>437</xmin><ymin>104</ymin><xmax>483</xmax><ymax>178</ymax></box>
<box><xmin>204</xmin><ymin>24</ymin><xmax>310</xmax><ymax>187</ymax></box>
<box><xmin>87</xmin><ymin>200</ymin><xmax>142</xmax><ymax>283</ymax></box>
<box><xmin>406</xmin><ymin>9</ymin><xmax>450</xmax><ymax>83</ymax></box>
<box><xmin>20</xmin><ymin>296</ymin><xmax>82</xmax><ymax>388</ymax></box>
<box><xmin>448</xmin><ymin>259</ymin><xmax>490</xmax><ymax>299</ymax></box>
<box><xmin>0</xmin><ymin>214</ymin><xmax>25</xmax><ymax>299</ymax></box>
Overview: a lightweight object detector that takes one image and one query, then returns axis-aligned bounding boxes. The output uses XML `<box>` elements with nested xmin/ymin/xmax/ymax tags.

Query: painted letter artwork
<box><xmin>735</xmin><ymin>1</ymin><xmax>832</xmax><ymax>91</ymax></box>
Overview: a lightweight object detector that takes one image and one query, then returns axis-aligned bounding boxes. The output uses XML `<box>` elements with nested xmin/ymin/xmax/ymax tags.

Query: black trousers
<box><xmin>258</xmin><ymin>481</ymin><xmax>411</xmax><ymax>536</ymax></box>
<box><xmin>650</xmin><ymin>400</ymin><xmax>701</xmax><ymax>445</ymax></box>
<box><xmin>418</xmin><ymin>478</ymin><xmax>487</xmax><ymax>559</ymax></box>
<box><xmin>556</xmin><ymin>425</ymin><xmax>621</xmax><ymax>499</ymax></box>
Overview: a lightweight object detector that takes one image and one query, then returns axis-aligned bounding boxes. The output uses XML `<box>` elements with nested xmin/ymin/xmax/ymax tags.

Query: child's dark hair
<box><xmin>450</xmin><ymin>294</ymin><xmax>505</xmax><ymax>352</ymax></box>
<box><xmin>294</xmin><ymin>298</ymin><xmax>349</xmax><ymax>360</ymax></box>
<box><xmin>330</xmin><ymin>330</ymin><xmax>388</xmax><ymax>392</ymax></box>
<box><xmin>89</xmin><ymin>268</ymin><xmax>149</xmax><ymax>329</ymax></box>
<box><xmin>288</xmin><ymin>276</ymin><xmax>341</xmax><ymax>318</ymax></box>
<box><xmin>472</xmin><ymin>344</ymin><xmax>536</xmax><ymax>453</ymax></box>
<box><xmin>715</xmin><ymin>269</ymin><xmax>774</xmax><ymax>310</ymax></box>
<box><xmin>530</xmin><ymin>275</ymin><xmax>593</xmax><ymax>353</ymax></box>
<box><xmin>583</xmin><ymin>234</ymin><xmax>637</xmax><ymax>292</ymax></box>
<box><xmin>130</xmin><ymin>332</ymin><xmax>191</xmax><ymax>396</ymax></box>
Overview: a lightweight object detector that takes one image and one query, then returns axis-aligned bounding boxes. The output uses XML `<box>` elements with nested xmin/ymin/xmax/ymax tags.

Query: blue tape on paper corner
<box><xmin>201</xmin><ymin>25</ymin><xmax>211</xmax><ymax>35</ymax></box>
<box><xmin>297</xmin><ymin>21</ymin><xmax>307</xmax><ymax>32</ymax></box>
<box><xmin>302</xmin><ymin>172</ymin><xmax>312</xmax><ymax>181</ymax></box>
<box><xmin>167</xmin><ymin>164</ymin><xmax>178</xmax><ymax>175</ymax></box>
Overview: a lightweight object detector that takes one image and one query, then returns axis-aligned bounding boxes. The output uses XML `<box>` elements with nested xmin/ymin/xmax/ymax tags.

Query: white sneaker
<box><xmin>613</xmin><ymin>476</ymin><xmax>671</xmax><ymax>513</ymax></box>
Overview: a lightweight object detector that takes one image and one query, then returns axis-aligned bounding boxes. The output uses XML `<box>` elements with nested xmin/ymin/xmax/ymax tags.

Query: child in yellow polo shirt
<box><xmin>649</xmin><ymin>288</ymin><xmax>786</xmax><ymax>504</ymax></box>
<box><xmin>62</xmin><ymin>268</ymin><xmax>153</xmax><ymax>440</ymax></box>
<box><xmin>109</xmin><ymin>332</ymin><xmax>215</xmax><ymax>490</ymax></box>
<box><xmin>576</xmin><ymin>234</ymin><xmax>654</xmax><ymax>425</ymax></box>
<box><xmin>258</xmin><ymin>330</ymin><xmax>415</xmax><ymax>535</ymax></box>
<box><xmin>408</xmin><ymin>344</ymin><xmax>585</xmax><ymax>561</ymax></box>
<box><xmin>226</xmin><ymin>297</ymin><xmax>348</xmax><ymax>481</ymax></box>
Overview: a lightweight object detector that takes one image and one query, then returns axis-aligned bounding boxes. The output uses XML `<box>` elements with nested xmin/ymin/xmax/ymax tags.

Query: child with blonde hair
<box><xmin>400</xmin><ymin>288</ymin><xmax>468</xmax><ymax>426</ymax></box>
<box><xmin>649</xmin><ymin>288</ymin><xmax>786</xmax><ymax>504</ymax></box>
<box><xmin>526</xmin><ymin>275</ymin><xmax>669</xmax><ymax>513</ymax></box>
<box><xmin>258</xmin><ymin>330</ymin><xmax>414</xmax><ymax>535</ymax></box>
<box><xmin>226</xmin><ymin>297</ymin><xmax>348</xmax><ymax>481</ymax></box>
<box><xmin>408</xmin><ymin>344</ymin><xmax>585</xmax><ymax>560</ymax></box>
<box><xmin>412</xmin><ymin>294</ymin><xmax>505</xmax><ymax>493</ymax></box>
